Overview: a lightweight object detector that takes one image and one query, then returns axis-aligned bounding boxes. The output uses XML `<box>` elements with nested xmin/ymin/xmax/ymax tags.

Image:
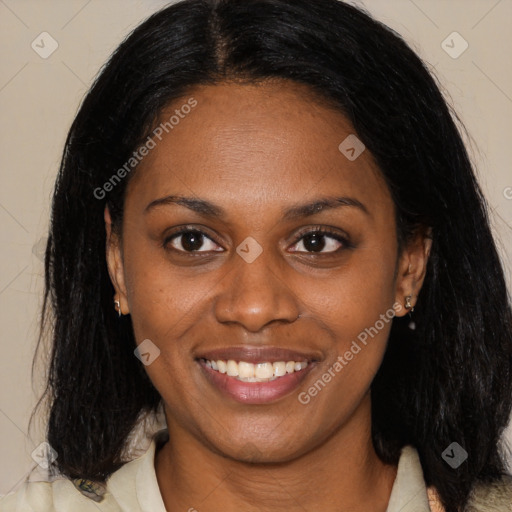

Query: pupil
<box><xmin>182</xmin><ymin>232</ymin><xmax>203</xmax><ymax>251</ymax></box>
<box><xmin>304</xmin><ymin>233</ymin><xmax>325</xmax><ymax>252</ymax></box>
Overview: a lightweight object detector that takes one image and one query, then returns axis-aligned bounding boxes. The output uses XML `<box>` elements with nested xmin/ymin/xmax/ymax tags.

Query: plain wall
<box><xmin>1</xmin><ymin>0</ymin><xmax>511</xmax><ymax>496</ymax></box>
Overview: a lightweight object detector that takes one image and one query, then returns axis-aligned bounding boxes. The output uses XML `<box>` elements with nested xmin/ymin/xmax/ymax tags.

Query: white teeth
<box><xmin>255</xmin><ymin>362</ymin><xmax>274</xmax><ymax>379</ymax></box>
<box><xmin>273</xmin><ymin>361</ymin><xmax>286</xmax><ymax>376</ymax></box>
<box><xmin>226</xmin><ymin>360</ymin><xmax>239</xmax><ymax>377</ymax></box>
<box><xmin>203</xmin><ymin>358</ymin><xmax>309</xmax><ymax>381</ymax></box>
<box><xmin>238</xmin><ymin>361</ymin><xmax>255</xmax><ymax>378</ymax></box>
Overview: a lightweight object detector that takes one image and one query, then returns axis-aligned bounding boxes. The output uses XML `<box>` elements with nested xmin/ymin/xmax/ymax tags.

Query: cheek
<box><xmin>318</xmin><ymin>239</ymin><xmax>397</xmax><ymax>382</ymax></box>
<box><xmin>314</xmin><ymin>242</ymin><xmax>397</xmax><ymax>331</ymax></box>
<box><xmin>120</xmin><ymin>234</ymin><xmax>201</xmax><ymax>348</ymax></box>
<box><xmin>121</xmin><ymin>239</ymin><xmax>201</xmax><ymax>402</ymax></box>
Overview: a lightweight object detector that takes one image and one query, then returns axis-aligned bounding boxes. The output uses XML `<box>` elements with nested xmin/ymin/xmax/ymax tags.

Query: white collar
<box><xmin>385</xmin><ymin>445</ymin><xmax>431</xmax><ymax>511</ymax></box>
<box><xmin>107</xmin><ymin>429</ymin><xmax>168</xmax><ymax>512</ymax></box>
<box><xmin>107</xmin><ymin>430</ymin><xmax>430</xmax><ymax>512</ymax></box>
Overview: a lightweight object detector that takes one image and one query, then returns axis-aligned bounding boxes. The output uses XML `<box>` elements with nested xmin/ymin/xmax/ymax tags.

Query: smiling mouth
<box><xmin>198</xmin><ymin>358</ymin><xmax>309</xmax><ymax>382</ymax></box>
<box><xmin>196</xmin><ymin>347</ymin><xmax>319</xmax><ymax>404</ymax></box>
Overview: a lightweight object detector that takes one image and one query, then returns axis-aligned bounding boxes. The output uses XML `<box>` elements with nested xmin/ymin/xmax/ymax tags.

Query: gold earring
<box><xmin>114</xmin><ymin>299</ymin><xmax>122</xmax><ymax>317</ymax></box>
<box><xmin>404</xmin><ymin>295</ymin><xmax>416</xmax><ymax>330</ymax></box>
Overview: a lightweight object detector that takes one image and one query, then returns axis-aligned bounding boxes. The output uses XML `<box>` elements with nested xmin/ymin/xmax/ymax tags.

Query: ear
<box><xmin>105</xmin><ymin>204</ymin><xmax>130</xmax><ymax>315</ymax></box>
<box><xmin>393</xmin><ymin>227</ymin><xmax>433</xmax><ymax>317</ymax></box>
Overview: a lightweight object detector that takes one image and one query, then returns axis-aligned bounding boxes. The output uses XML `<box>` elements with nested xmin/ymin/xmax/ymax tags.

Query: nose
<box><xmin>213</xmin><ymin>247</ymin><xmax>301</xmax><ymax>332</ymax></box>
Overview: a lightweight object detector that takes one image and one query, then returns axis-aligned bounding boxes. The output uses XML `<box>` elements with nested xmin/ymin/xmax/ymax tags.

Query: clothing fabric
<box><xmin>1</xmin><ymin>430</ymin><xmax>511</xmax><ymax>511</ymax></box>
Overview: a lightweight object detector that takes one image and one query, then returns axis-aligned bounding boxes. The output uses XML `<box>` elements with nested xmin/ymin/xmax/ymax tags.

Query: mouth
<box><xmin>195</xmin><ymin>347</ymin><xmax>320</xmax><ymax>404</ymax></box>
<box><xmin>198</xmin><ymin>358</ymin><xmax>309</xmax><ymax>382</ymax></box>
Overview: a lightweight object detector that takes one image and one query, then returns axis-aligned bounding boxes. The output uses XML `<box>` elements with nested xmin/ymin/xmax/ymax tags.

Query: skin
<box><xmin>105</xmin><ymin>80</ymin><xmax>432</xmax><ymax>512</ymax></box>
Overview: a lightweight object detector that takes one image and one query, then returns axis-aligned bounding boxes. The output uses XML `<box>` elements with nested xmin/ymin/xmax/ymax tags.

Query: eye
<box><xmin>162</xmin><ymin>226</ymin><xmax>351</xmax><ymax>256</ymax></box>
<box><xmin>289</xmin><ymin>227</ymin><xmax>349</xmax><ymax>254</ymax></box>
<box><xmin>164</xmin><ymin>228</ymin><xmax>223</xmax><ymax>253</ymax></box>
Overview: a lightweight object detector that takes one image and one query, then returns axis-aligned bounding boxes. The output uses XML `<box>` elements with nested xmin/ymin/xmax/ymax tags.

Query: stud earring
<box><xmin>404</xmin><ymin>295</ymin><xmax>416</xmax><ymax>330</ymax></box>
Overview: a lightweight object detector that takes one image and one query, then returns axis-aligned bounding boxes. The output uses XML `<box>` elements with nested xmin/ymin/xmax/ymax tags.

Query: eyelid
<box><xmin>291</xmin><ymin>225</ymin><xmax>351</xmax><ymax>244</ymax></box>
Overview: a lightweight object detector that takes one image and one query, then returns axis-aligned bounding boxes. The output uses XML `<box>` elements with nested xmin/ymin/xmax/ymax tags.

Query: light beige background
<box><xmin>1</xmin><ymin>0</ymin><xmax>511</xmax><ymax>497</ymax></box>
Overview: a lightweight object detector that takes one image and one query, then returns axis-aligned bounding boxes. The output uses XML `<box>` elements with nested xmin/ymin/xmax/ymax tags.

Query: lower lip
<box><xmin>197</xmin><ymin>360</ymin><xmax>315</xmax><ymax>404</ymax></box>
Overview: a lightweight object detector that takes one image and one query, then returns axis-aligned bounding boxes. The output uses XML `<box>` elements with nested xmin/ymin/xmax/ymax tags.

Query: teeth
<box><xmin>203</xmin><ymin>358</ymin><xmax>309</xmax><ymax>381</ymax></box>
<box><xmin>239</xmin><ymin>361</ymin><xmax>254</xmax><ymax>378</ymax></box>
<box><xmin>255</xmin><ymin>362</ymin><xmax>274</xmax><ymax>379</ymax></box>
<box><xmin>226</xmin><ymin>360</ymin><xmax>239</xmax><ymax>377</ymax></box>
<box><xmin>273</xmin><ymin>361</ymin><xmax>286</xmax><ymax>376</ymax></box>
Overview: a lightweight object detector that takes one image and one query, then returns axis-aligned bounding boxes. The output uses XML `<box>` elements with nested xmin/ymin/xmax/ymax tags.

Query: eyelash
<box><xmin>162</xmin><ymin>225</ymin><xmax>352</xmax><ymax>256</ymax></box>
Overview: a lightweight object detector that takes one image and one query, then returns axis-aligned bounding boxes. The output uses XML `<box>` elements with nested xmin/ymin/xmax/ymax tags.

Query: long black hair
<box><xmin>30</xmin><ymin>1</ymin><xmax>512</xmax><ymax>510</ymax></box>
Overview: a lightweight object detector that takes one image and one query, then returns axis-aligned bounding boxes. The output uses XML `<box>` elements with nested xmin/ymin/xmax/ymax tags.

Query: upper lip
<box><xmin>196</xmin><ymin>346</ymin><xmax>322</xmax><ymax>364</ymax></box>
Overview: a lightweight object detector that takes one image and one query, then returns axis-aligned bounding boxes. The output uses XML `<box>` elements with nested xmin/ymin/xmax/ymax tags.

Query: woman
<box><xmin>2</xmin><ymin>0</ymin><xmax>512</xmax><ymax>511</ymax></box>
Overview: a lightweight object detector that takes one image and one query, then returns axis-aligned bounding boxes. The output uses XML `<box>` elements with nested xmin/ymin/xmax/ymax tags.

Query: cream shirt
<box><xmin>1</xmin><ymin>434</ymin><xmax>433</xmax><ymax>512</ymax></box>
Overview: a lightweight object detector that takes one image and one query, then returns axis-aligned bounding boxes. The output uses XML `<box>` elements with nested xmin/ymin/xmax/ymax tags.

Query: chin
<box><xmin>205</xmin><ymin>431</ymin><xmax>310</xmax><ymax>465</ymax></box>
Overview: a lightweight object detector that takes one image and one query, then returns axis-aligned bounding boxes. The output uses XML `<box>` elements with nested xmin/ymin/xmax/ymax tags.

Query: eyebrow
<box><xmin>144</xmin><ymin>194</ymin><xmax>369</xmax><ymax>219</ymax></box>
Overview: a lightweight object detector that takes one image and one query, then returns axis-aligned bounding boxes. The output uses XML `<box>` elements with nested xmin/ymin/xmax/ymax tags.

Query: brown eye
<box><xmin>164</xmin><ymin>229</ymin><xmax>223</xmax><ymax>253</ymax></box>
<box><xmin>289</xmin><ymin>228</ymin><xmax>350</xmax><ymax>254</ymax></box>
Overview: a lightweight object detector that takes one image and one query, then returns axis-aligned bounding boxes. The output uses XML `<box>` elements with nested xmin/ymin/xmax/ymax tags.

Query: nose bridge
<box><xmin>213</xmin><ymin>243</ymin><xmax>300</xmax><ymax>331</ymax></box>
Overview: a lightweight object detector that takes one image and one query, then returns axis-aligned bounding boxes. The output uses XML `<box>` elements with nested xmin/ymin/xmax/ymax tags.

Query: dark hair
<box><xmin>31</xmin><ymin>1</ymin><xmax>512</xmax><ymax>510</ymax></box>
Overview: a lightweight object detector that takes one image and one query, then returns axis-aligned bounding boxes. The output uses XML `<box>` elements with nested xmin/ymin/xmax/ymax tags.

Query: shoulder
<box><xmin>466</xmin><ymin>475</ymin><xmax>512</xmax><ymax>512</ymax></box>
<box><xmin>427</xmin><ymin>475</ymin><xmax>512</xmax><ymax>512</ymax></box>
<box><xmin>0</xmin><ymin>478</ymin><xmax>121</xmax><ymax>512</ymax></box>
<box><xmin>0</xmin><ymin>425</ymin><xmax>167</xmax><ymax>512</ymax></box>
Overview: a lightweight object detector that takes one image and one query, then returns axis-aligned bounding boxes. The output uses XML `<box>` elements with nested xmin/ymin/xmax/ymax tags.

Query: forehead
<box><xmin>125</xmin><ymin>81</ymin><xmax>393</xmax><ymax>222</ymax></box>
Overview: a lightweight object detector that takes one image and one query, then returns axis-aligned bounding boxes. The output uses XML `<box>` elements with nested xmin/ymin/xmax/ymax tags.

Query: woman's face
<box><xmin>106</xmin><ymin>81</ymin><xmax>428</xmax><ymax>463</ymax></box>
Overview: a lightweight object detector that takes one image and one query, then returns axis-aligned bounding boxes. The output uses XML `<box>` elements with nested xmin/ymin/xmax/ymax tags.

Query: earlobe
<box><xmin>104</xmin><ymin>204</ymin><xmax>130</xmax><ymax>315</ymax></box>
<box><xmin>394</xmin><ymin>228</ymin><xmax>433</xmax><ymax>317</ymax></box>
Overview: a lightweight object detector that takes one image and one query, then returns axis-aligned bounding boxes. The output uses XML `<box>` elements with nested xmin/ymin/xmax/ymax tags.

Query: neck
<box><xmin>155</xmin><ymin>395</ymin><xmax>397</xmax><ymax>512</ymax></box>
